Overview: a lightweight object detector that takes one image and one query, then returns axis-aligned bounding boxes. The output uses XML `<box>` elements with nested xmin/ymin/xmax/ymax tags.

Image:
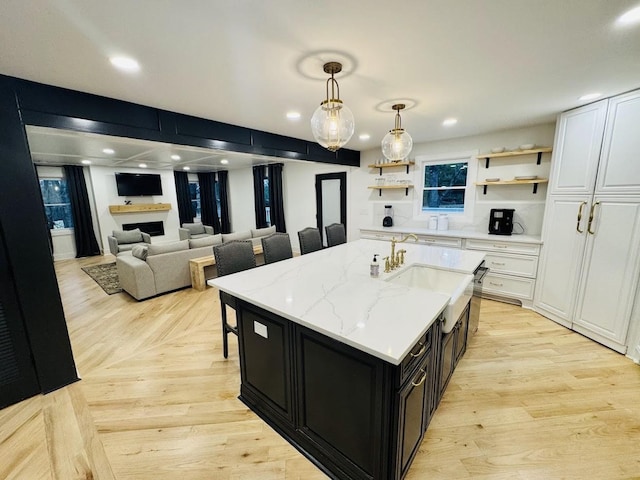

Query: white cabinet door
<box><xmin>549</xmin><ymin>100</ymin><xmax>607</xmax><ymax>195</ymax></box>
<box><xmin>596</xmin><ymin>90</ymin><xmax>640</xmax><ymax>194</ymax></box>
<box><xmin>573</xmin><ymin>196</ymin><xmax>640</xmax><ymax>352</ymax></box>
<box><xmin>534</xmin><ymin>196</ymin><xmax>590</xmax><ymax>327</ymax></box>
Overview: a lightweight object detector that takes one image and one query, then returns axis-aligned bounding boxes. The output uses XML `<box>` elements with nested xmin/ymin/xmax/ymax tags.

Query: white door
<box><xmin>534</xmin><ymin>195</ymin><xmax>591</xmax><ymax>327</ymax></box>
<box><xmin>572</xmin><ymin>196</ymin><xmax>640</xmax><ymax>353</ymax></box>
<box><xmin>549</xmin><ymin>100</ymin><xmax>607</xmax><ymax>195</ymax></box>
<box><xmin>596</xmin><ymin>90</ymin><xmax>640</xmax><ymax>194</ymax></box>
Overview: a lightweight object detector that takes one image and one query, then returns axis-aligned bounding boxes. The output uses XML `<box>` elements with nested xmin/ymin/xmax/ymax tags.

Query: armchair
<box><xmin>178</xmin><ymin>222</ymin><xmax>215</xmax><ymax>240</ymax></box>
<box><xmin>108</xmin><ymin>228</ymin><xmax>151</xmax><ymax>256</ymax></box>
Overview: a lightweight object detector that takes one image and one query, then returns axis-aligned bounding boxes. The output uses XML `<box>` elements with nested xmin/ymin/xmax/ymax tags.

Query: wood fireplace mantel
<box><xmin>108</xmin><ymin>203</ymin><xmax>171</xmax><ymax>214</ymax></box>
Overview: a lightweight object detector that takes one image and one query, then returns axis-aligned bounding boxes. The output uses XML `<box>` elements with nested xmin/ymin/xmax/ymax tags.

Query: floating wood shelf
<box><xmin>477</xmin><ymin>147</ymin><xmax>552</xmax><ymax>168</ymax></box>
<box><xmin>367</xmin><ymin>161</ymin><xmax>415</xmax><ymax>175</ymax></box>
<box><xmin>475</xmin><ymin>179</ymin><xmax>549</xmax><ymax>194</ymax></box>
<box><xmin>109</xmin><ymin>203</ymin><xmax>172</xmax><ymax>214</ymax></box>
<box><xmin>368</xmin><ymin>185</ymin><xmax>414</xmax><ymax>196</ymax></box>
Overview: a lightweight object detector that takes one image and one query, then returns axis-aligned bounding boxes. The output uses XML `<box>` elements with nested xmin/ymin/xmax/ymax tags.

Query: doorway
<box><xmin>315</xmin><ymin>172</ymin><xmax>347</xmax><ymax>247</ymax></box>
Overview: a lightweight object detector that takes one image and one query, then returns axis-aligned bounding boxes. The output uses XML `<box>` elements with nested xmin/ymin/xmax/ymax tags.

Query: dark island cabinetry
<box><xmin>235</xmin><ymin>299</ymin><xmax>466</xmax><ymax>480</ymax></box>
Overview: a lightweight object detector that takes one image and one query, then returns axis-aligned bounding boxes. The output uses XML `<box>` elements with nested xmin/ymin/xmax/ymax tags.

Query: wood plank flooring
<box><xmin>1</xmin><ymin>255</ymin><xmax>640</xmax><ymax>479</ymax></box>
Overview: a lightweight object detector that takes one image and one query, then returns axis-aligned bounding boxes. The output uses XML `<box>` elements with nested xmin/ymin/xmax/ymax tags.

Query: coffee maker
<box><xmin>488</xmin><ymin>208</ymin><xmax>514</xmax><ymax>235</ymax></box>
<box><xmin>383</xmin><ymin>205</ymin><xmax>394</xmax><ymax>227</ymax></box>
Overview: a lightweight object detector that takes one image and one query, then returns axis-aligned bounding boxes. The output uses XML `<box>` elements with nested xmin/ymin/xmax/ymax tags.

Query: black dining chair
<box><xmin>325</xmin><ymin>223</ymin><xmax>346</xmax><ymax>247</ymax></box>
<box><xmin>213</xmin><ymin>240</ymin><xmax>256</xmax><ymax>358</ymax></box>
<box><xmin>297</xmin><ymin>227</ymin><xmax>323</xmax><ymax>255</ymax></box>
<box><xmin>261</xmin><ymin>232</ymin><xmax>293</xmax><ymax>264</ymax></box>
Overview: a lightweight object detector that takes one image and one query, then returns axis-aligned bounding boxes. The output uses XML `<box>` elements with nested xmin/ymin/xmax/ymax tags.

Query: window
<box><xmin>39</xmin><ymin>178</ymin><xmax>74</xmax><ymax>229</ymax></box>
<box><xmin>422</xmin><ymin>161</ymin><xmax>468</xmax><ymax>213</ymax></box>
<box><xmin>263</xmin><ymin>177</ymin><xmax>271</xmax><ymax>227</ymax></box>
<box><xmin>189</xmin><ymin>181</ymin><xmax>201</xmax><ymax>220</ymax></box>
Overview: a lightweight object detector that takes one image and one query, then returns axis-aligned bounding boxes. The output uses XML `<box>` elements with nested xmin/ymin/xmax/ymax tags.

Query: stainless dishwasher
<box><xmin>469</xmin><ymin>261</ymin><xmax>488</xmax><ymax>335</ymax></box>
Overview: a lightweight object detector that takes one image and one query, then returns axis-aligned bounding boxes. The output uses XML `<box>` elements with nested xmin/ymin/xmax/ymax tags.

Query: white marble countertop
<box><xmin>208</xmin><ymin>239</ymin><xmax>485</xmax><ymax>365</ymax></box>
<box><xmin>360</xmin><ymin>225</ymin><xmax>542</xmax><ymax>244</ymax></box>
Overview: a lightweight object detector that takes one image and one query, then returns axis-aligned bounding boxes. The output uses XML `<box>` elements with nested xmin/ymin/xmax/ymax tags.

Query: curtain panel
<box><xmin>268</xmin><ymin>163</ymin><xmax>287</xmax><ymax>232</ymax></box>
<box><xmin>217</xmin><ymin>170</ymin><xmax>231</xmax><ymax>234</ymax></box>
<box><xmin>63</xmin><ymin>165</ymin><xmax>100</xmax><ymax>257</ymax></box>
<box><xmin>198</xmin><ymin>172</ymin><xmax>221</xmax><ymax>233</ymax></box>
<box><xmin>253</xmin><ymin>166</ymin><xmax>268</xmax><ymax>229</ymax></box>
<box><xmin>173</xmin><ymin>171</ymin><xmax>194</xmax><ymax>226</ymax></box>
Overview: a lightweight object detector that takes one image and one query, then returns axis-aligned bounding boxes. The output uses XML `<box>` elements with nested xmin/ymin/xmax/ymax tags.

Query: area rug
<box><xmin>81</xmin><ymin>262</ymin><xmax>122</xmax><ymax>295</ymax></box>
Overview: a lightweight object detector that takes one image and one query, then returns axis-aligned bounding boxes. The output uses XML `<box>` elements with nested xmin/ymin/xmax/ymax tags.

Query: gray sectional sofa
<box><xmin>116</xmin><ymin>226</ymin><xmax>276</xmax><ymax>300</ymax></box>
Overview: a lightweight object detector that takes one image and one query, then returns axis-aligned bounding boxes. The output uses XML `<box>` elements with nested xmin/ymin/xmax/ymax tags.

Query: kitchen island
<box><xmin>208</xmin><ymin>239</ymin><xmax>485</xmax><ymax>479</ymax></box>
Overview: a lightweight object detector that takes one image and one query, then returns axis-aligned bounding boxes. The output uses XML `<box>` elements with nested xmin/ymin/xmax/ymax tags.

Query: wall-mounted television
<box><xmin>115</xmin><ymin>173</ymin><xmax>163</xmax><ymax>196</ymax></box>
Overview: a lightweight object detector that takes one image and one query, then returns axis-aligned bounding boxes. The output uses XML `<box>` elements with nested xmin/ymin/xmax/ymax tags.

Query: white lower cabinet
<box><xmin>360</xmin><ymin>230</ymin><xmax>396</xmax><ymax>242</ymax></box>
<box><xmin>415</xmin><ymin>235</ymin><xmax>462</xmax><ymax>248</ymax></box>
<box><xmin>464</xmin><ymin>238</ymin><xmax>540</xmax><ymax>308</ymax></box>
<box><xmin>572</xmin><ymin>196</ymin><xmax>640</xmax><ymax>352</ymax></box>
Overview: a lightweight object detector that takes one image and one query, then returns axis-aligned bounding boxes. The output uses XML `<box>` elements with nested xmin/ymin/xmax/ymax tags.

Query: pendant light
<box><xmin>310</xmin><ymin>62</ymin><xmax>355</xmax><ymax>152</ymax></box>
<box><xmin>381</xmin><ymin>103</ymin><xmax>413</xmax><ymax>162</ymax></box>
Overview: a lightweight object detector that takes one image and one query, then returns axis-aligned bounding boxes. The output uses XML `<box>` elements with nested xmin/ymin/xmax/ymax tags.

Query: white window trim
<box><xmin>413</xmin><ymin>150</ymin><xmax>478</xmax><ymax>223</ymax></box>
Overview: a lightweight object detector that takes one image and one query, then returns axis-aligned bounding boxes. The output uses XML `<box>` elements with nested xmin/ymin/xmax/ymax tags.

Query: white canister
<box><xmin>428</xmin><ymin>215</ymin><xmax>438</xmax><ymax>230</ymax></box>
<box><xmin>437</xmin><ymin>214</ymin><xmax>449</xmax><ymax>231</ymax></box>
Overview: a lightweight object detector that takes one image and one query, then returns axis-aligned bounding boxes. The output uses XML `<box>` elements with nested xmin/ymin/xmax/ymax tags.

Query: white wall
<box><xmin>283</xmin><ymin>161</ymin><xmax>355</xmax><ymax>252</ymax></box>
<box><xmin>351</xmin><ymin>122</ymin><xmax>556</xmax><ymax>237</ymax></box>
<box><xmin>88</xmin><ymin>166</ymin><xmax>181</xmax><ymax>252</ymax></box>
<box><xmin>227</xmin><ymin>168</ymin><xmax>255</xmax><ymax>233</ymax></box>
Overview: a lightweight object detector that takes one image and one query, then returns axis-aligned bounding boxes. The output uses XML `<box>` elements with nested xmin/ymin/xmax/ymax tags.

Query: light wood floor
<box><xmin>2</xmin><ymin>255</ymin><xmax>640</xmax><ymax>479</ymax></box>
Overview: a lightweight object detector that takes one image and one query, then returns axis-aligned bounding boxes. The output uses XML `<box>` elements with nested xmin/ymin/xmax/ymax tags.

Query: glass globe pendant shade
<box><xmin>382</xmin><ymin>129</ymin><xmax>413</xmax><ymax>161</ymax></box>
<box><xmin>310</xmin><ymin>100</ymin><xmax>355</xmax><ymax>152</ymax></box>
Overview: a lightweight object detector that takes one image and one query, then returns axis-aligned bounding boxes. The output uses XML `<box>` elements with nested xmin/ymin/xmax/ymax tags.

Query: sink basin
<box><xmin>386</xmin><ymin>265</ymin><xmax>473</xmax><ymax>333</ymax></box>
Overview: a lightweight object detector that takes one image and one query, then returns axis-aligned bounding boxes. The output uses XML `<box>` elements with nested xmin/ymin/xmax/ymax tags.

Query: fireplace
<box><xmin>122</xmin><ymin>221</ymin><xmax>165</xmax><ymax>237</ymax></box>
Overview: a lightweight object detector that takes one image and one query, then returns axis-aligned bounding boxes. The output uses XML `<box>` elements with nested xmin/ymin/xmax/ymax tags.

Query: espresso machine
<box><xmin>488</xmin><ymin>208</ymin><xmax>515</xmax><ymax>235</ymax></box>
<box><xmin>383</xmin><ymin>205</ymin><xmax>394</xmax><ymax>227</ymax></box>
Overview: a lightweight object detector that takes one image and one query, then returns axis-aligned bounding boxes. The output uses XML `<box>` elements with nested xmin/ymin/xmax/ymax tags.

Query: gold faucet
<box><xmin>389</xmin><ymin>234</ymin><xmax>418</xmax><ymax>269</ymax></box>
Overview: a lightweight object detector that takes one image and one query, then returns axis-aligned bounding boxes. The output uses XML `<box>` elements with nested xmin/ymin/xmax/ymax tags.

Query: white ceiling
<box><xmin>3</xmin><ymin>0</ymin><xmax>640</xmax><ymax>168</ymax></box>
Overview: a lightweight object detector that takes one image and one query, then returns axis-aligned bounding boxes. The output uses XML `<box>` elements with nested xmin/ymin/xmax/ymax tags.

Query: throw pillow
<box><xmin>182</xmin><ymin>222</ymin><xmax>206</xmax><ymax>235</ymax></box>
<box><xmin>113</xmin><ymin>228</ymin><xmax>143</xmax><ymax>244</ymax></box>
<box><xmin>146</xmin><ymin>240</ymin><xmax>189</xmax><ymax>256</ymax></box>
<box><xmin>189</xmin><ymin>234</ymin><xmax>222</xmax><ymax>249</ymax></box>
<box><xmin>131</xmin><ymin>244</ymin><xmax>148</xmax><ymax>260</ymax></box>
<box><xmin>222</xmin><ymin>230</ymin><xmax>252</xmax><ymax>242</ymax></box>
<box><xmin>251</xmin><ymin>226</ymin><xmax>276</xmax><ymax>238</ymax></box>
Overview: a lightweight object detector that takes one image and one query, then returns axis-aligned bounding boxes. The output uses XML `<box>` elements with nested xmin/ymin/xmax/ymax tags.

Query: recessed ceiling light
<box><xmin>579</xmin><ymin>92</ymin><xmax>602</xmax><ymax>101</ymax></box>
<box><xmin>81</xmin><ymin>159</ymin><xmax>91</xmax><ymax>165</ymax></box>
<box><xmin>617</xmin><ymin>5</ymin><xmax>640</xmax><ymax>25</ymax></box>
<box><xmin>183</xmin><ymin>166</ymin><xmax>190</xmax><ymax>171</ymax></box>
<box><xmin>102</xmin><ymin>148</ymin><xmax>115</xmax><ymax>154</ymax></box>
<box><xmin>139</xmin><ymin>163</ymin><xmax>147</xmax><ymax>168</ymax></box>
<box><xmin>286</xmin><ymin>111</ymin><xmax>301</xmax><ymax>120</ymax></box>
<box><xmin>171</xmin><ymin>154</ymin><xmax>181</xmax><ymax>160</ymax></box>
<box><xmin>109</xmin><ymin>56</ymin><xmax>140</xmax><ymax>73</ymax></box>
<box><xmin>442</xmin><ymin>118</ymin><xmax>458</xmax><ymax>126</ymax></box>
<box><xmin>220</xmin><ymin>159</ymin><xmax>229</xmax><ymax>165</ymax></box>
<box><xmin>359</xmin><ymin>133</ymin><xmax>371</xmax><ymax>141</ymax></box>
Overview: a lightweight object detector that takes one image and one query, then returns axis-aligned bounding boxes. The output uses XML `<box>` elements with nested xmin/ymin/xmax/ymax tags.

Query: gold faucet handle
<box><xmin>383</xmin><ymin>256</ymin><xmax>391</xmax><ymax>273</ymax></box>
<box><xmin>398</xmin><ymin>249</ymin><xmax>406</xmax><ymax>265</ymax></box>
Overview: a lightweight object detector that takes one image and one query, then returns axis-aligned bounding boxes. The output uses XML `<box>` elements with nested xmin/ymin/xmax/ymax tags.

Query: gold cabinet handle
<box><xmin>411</xmin><ymin>369</ymin><xmax>427</xmax><ymax>387</ymax></box>
<box><xmin>576</xmin><ymin>201</ymin><xmax>587</xmax><ymax>233</ymax></box>
<box><xmin>587</xmin><ymin>201</ymin><xmax>600</xmax><ymax>235</ymax></box>
<box><xmin>409</xmin><ymin>342</ymin><xmax>426</xmax><ymax>358</ymax></box>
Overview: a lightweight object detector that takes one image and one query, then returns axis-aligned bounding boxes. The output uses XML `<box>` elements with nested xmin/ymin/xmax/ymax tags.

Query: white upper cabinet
<box><xmin>549</xmin><ymin>100</ymin><xmax>607</xmax><ymax>195</ymax></box>
<box><xmin>596</xmin><ymin>90</ymin><xmax>640</xmax><ymax>194</ymax></box>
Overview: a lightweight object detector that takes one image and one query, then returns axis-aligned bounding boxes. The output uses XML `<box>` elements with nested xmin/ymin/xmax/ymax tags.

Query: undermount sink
<box><xmin>386</xmin><ymin>265</ymin><xmax>474</xmax><ymax>333</ymax></box>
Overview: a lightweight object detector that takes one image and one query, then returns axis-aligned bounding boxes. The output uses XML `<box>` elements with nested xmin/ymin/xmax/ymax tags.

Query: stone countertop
<box><xmin>360</xmin><ymin>225</ymin><xmax>542</xmax><ymax>244</ymax></box>
<box><xmin>208</xmin><ymin>239</ymin><xmax>485</xmax><ymax>365</ymax></box>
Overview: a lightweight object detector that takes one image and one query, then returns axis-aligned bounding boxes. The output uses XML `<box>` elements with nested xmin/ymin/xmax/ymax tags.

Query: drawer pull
<box><xmin>411</xmin><ymin>369</ymin><xmax>427</xmax><ymax>387</ymax></box>
<box><xmin>492</xmin><ymin>244</ymin><xmax>508</xmax><ymax>248</ymax></box>
<box><xmin>489</xmin><ymin>281</ymin><xmax>504</xmax><ymax>287</ymax></box>
<box><xmin>490</xmin><ymin>261</ymin><xmax>506</xmax><ymax>266</ymax></box>
<box><xmin>409</xmin><ymin>342</ymin><xmax>426</xmax><ymax>358</ymax></box>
